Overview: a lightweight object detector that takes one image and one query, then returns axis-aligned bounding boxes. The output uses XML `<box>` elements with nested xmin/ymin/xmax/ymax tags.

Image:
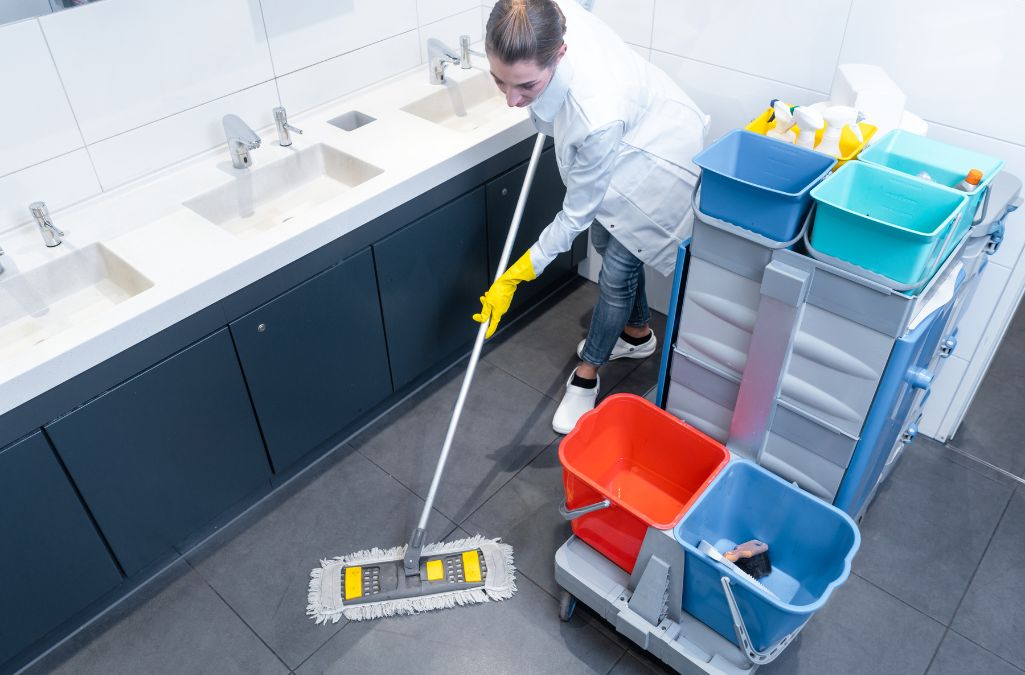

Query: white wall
<box><xmin>0</xmin><ymin>0</ymin><xmax>484</xmax><ymax>233</ymax></box>
<box><xmin>588</xmin><ymin>0</ymin><xmax>1025</xmax><ymax>441</ymax></box>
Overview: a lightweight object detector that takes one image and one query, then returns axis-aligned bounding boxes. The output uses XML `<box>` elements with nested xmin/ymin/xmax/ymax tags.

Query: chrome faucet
<box><xmin>273</xmin><ymin>106</ymin><xmax>303</xmax><ymax>147</ymax></box>
<box><xmin>223</xmin><ymin>114</ymin><xmax>261</xmax><ymax>169</ymax></box>
<box><xmin>29</xmin><ymin>202</ymin><xmax>64</xmax><ymax>247</ymax></box>
<box><xmin>0</xmin><ymin>245</ymin><xmax>5</xmax><ymax>275</ymax></box>
<box><xmin>459</xmin><ymin>35</ymin><xmax>483</xmax><ymax>69</ymax></box>
<box><xmin>427</xmin><ymin>37</ymin><xmax>461</xmax><ymax>84</ymax></box>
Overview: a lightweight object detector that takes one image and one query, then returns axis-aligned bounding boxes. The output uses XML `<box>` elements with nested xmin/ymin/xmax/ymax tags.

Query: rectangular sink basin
<box><xmin>0</xmin><ymin>243</ymin><xmax>153</xmax><ymax>360</ymax></box>
<box><xmin>184</xmin><ymin>143</ymin><xmax>383</xmax><ymax>239</ymax></box>
<box><xmin>401</xmin><ymin>71</ymin><xmax>507</xmax><ymax>133</ymax></box>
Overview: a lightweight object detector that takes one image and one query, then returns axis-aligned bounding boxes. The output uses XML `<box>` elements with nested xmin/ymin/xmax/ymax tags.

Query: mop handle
<box><xmin>412</xmin><ymin>132</ymin><xmax>547</xmax><ymax>540</ymax></box>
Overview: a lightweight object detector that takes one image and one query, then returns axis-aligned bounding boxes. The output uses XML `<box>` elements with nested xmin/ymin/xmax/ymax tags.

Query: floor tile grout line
<box><xmin>183</xmin><ymin>558</ymin><xmax>295</xmax><ymax>673</ymax></box>
<box><xmin>923</xmin><ymin>626</ymin><xmax>951</xmax><ymax>675</ymax></box>
<box><xmin>457</xmin><ymin>434</ymin><xmax>564</xmax><ymax>533</ymax></box>
<box><xmin>948</xmin><ymin>627</ymin><xmax>1025</xmax><ymax>674</ymax></box>
<box><xmin>942</xmin><ymin>489</ymin><xmax>1016</xmax><ymax>635</ymax></box>
<box><xmin>605</xmin><ymin>647</ymin><xmax>632</xmax><ymax>675</ymax></box>
<box><xmin>850</xmin><ymin>571</ymin><xmax>954</xmax><ymax>628</ymax></box>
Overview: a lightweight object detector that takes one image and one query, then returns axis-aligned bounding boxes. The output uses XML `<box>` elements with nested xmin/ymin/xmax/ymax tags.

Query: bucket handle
<box><xmin>559</xmin><ymin>499</ymin><xmax>611</xmax><ymax>521</ymax></box>
<box><xmin>719</xmin><ymin>575</ymin><xmax>805</xmax><ymax>665</ymax></box>
<box><xmin>802</xmin><ymin>203</ymin><xmax>955</xmax><ymax>293</ymax></box>
<box><xmin>689</xmin><ymin>173</ymin><xmax>811</xmax><ymax>250</ymax></box>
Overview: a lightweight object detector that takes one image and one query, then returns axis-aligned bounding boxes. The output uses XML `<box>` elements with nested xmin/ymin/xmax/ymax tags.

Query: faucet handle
<box><xmin>273</xmin><ymin>106</ymin><xmax>303</xmax><ymax>147</ymax></box>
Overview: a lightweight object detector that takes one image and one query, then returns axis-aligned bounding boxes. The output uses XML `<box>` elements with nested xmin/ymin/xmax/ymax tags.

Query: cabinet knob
<box><xmin>501</xmin><ymin>188</ymin><xmax>509</xmax><ymax>196</ymax></box>
<box><xmin>257</xmin><ymin>323</ymin><xmax>267</xmax><ymax>333</ymax></box>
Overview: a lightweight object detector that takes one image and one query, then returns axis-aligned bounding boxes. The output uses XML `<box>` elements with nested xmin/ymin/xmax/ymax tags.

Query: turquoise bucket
<box><xmin>810</xmin><ymin>162</ymin><xmax>969</xmax><ymax>286</ymax></box>
<box><xmin>858</xmin><ymin>130</ymin><xmax>1004</xmax><ymax>256</ymax></box>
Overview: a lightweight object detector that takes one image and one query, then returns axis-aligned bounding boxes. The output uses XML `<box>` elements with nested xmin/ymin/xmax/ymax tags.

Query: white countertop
<box><xmin>0</xmin><ymin>57</ymin><xmax>533</xmax><ymax>417</ymax></box>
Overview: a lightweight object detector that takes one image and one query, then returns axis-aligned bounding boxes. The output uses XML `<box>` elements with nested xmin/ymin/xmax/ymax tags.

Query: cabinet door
<box><xmin>230</xmin><ymin>248</ymin><xmax>392</xmax><ymax>471</ymax></box>
<box><xmin>374</xmin><ymin>187</ymin><xmax>489</xmax><ymax>389</ymax></box>
<box><xmin>45</xmin><ymin>329</ymin><xmax>270</xmax><ymax>576</ymax></box>
<box><xmin>486</xmin><ymin>146</ymin><xmax>577</xmax><ymax>319</ymax></box>
<box><xmin>0</xmin><ymin>432</ymin><xmax>122</xmax><ymax>668</ymax></box>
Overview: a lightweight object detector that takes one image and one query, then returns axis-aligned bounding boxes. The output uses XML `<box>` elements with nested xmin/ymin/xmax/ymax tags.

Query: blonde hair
<box><xmin>485</xmin><ymin>0</ymin><xmax>566</xmax><ymax>67</ymax></box>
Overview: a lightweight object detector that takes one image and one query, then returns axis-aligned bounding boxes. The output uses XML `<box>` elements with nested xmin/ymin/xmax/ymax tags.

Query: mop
<box><xmin>307</xmin><ymin>133</ymin><xmax>548</xmax><ymax>623</ymax></box>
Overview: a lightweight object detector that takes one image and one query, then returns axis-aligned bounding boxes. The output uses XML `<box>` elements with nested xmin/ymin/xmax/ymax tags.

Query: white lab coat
<box><xmin>527</xmin><ymin>0</ymin><xmax>709</xmax><ymax>277</ymax></box>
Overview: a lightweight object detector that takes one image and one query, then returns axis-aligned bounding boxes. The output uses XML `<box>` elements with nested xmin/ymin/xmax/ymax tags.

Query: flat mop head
<box><xmin>307</xmin><ymin>535</ymin><xmax>515</xmax><ymax>623</ymax></box>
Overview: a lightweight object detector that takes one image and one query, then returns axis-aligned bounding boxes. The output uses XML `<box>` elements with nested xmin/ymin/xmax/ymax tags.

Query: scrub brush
<box><xmin>698</xmin><ymin>540</ymin><xmax>777</xmax><ymax>599</ymax></box>
<box><xmin>724</xmin><ymin>540</ymin><xmax>772</xmax><ymax>580</ymax></box>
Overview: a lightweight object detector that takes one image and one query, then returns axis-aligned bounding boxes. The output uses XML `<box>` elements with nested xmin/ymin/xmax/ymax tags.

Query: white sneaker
<box><xmin>577</xmin><ymin>331</ymin><xmax>657</xmax><ymax>362</ymax></box>
<box><xmin>553</xmin><ymin>372</ymin><xmax>600</xmax><ymax>434</ymax></box>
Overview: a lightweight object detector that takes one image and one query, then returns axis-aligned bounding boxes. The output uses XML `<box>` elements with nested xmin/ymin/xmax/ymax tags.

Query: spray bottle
<box><xmin>766</xmin><ymin>100</ymin><xmax>797</xmax><ymax>143</ymax></box>
<box><xmin>792</xmin><ymin>106</ymin><xmax>825</xmax><ymax>150</ymax></box>
<box><xmin>817</xmin><ymin>106</ymin><xmax>862</xmax><ymax>157</ymax></box>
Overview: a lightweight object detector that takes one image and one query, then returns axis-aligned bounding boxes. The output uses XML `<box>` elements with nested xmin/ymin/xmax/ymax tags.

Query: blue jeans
<box><xmin>579</xmin><ymin>222</ymin><xmax>651</xmax><ymax>368</ymax></box>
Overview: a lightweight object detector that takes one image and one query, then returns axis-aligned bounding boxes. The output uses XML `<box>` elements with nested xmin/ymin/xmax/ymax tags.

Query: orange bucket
<box><xmin>558</xmin><ymin>394</ymin><xmax>729</xmax><ymax>572</ymax></box>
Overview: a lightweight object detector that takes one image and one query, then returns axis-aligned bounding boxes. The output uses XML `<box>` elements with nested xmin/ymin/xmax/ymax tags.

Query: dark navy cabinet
<box><xmin>374</xmin><ymin>187</ymin><xmax>490</xmax><ymax>389</ymax></box>
<box><xmin>486</xmin><ymin>147</ymin><xmax>578</xmax><ymax>320</ymax></box>
<box><xmin>229</xmin><ymin>248</ymin><xmax>392</xmax><ymax>472</ymax></box>
<box><xmin>0</xmin><ymin>137</ymin><xmax>587</xmax><ymax>672</ymax></box>
<box><xmin>45</xmin><ymin>329</ymin><xmax>271</xmax><ymax>576</ymax></box>
<box><xmin>0</xmin><ymin>432</ymin><xmax>122</xmax><ymax>667</ymax></box>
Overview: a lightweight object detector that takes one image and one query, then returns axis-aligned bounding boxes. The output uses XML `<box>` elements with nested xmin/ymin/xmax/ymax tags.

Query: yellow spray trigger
<box><xmin>426</xmin><ymin>559</ymin><xmax>445</xmax><ymax>581</ymax></box>
<box><xmin>344</xmin><ymin>567</ymin><xmax>363</xmax><ymax>600</ymax></box>
<box><xmin>462</xmin><ymin>550</ymin><xmax>482</xmax><ymax>583</ymax></box>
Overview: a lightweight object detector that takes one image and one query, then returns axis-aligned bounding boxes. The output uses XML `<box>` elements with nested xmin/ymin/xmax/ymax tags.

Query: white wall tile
<box><xmin>650</xmin><ymin>52</ymin><xmax>824</xmax><ymax>144</ymax></box>
<box><xmin>631</xmin><ymin>44</ymin><xmax>651</xmax><ymax>62</ymax></box>
<box><xmin>919</xmin><ymin>353</ymin><xmax>968</xmax><ymax>440</ymax></box>
<box><xmin>40</xmin><ymin>0</ymin><xmax>274</xmax><ymax>144</ymax></box>
<box><xmin>278</xmin><ymin>31</ymin><xmax>421</xmax><ymax>115</ymax></box>
<box><xmin>0</xmin><ymin>149</ymin><xmax>100</xmax><ymax>233</ymax></box>
<box><xmin>926</xmin><ymin>123</ymin><xmax>1025</xmax><ymax>271</ymax></box>
<box><xmin>652</xmin><ymin>0</ymin><xmax>849</xmax><ymax>93</ymax></box>
<box><xmin>261</xmin><ymin>0</ymin><xmax>417</xmax><ymax>76</ymax></box>
<box><xmin>0</xmin><ymin>19</ymin><xmax>83</xmax><ymax>176</ymax></box>
<box><xmin>840</xmin><ymin>0</ymin><xmax>1025</xmax><ymax>146</ymax></box>
<box><xmin>419</xmin><ymin>0</ymin><xmax>479</xmax><ymax>26</ymax></box>
<box><xmin>89</xmin><ymin>82</ymin><xmax>279</xmax><ymax>190</ymax></box>
<box><xmin>419</xmin><ymin>7</ymin><xmax>485</xmax><ymax>63</ymax></box>
<box><xmin>953</xmin><ymin>261</ymin><xmax>1012</xmax><ymax>362</ymax></box>
<box><xmin>593</xmin><ymin>0</ymin><xmax>653</xmax><ymax>48</ymax></box>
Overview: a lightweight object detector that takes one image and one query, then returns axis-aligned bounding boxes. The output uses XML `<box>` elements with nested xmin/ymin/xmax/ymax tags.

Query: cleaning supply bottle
<box><xmin>792</xmin><ymin>106</ymin><xmax>824</xmax><ymax>150</ymax></box>
<box><xmin>816</xmin><ymin>106</ymin><xmax>848</xmax><ymax>157</ymax></box>
<box><xmin>766</xmin><ymin>99</ymin><xmax>797</xmax><ymax>142</ymax></box>
<box><xmin>956</xmin><ymin>169</ymin><xmax>983</xmax><ymax>192</ymax></box>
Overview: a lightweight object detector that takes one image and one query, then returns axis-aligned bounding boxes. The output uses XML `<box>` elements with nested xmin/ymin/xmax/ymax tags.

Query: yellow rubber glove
<box><xmin>473</xmin><ymin>250</ymin><xmax>537</xmax><ymax>338</ymax></box>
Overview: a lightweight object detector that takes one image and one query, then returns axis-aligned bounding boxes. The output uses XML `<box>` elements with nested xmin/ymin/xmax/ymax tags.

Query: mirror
<box><xmin>1</xmin><ymin>0</ymin><xmax>103</xmax><ymax>28</ymax></box>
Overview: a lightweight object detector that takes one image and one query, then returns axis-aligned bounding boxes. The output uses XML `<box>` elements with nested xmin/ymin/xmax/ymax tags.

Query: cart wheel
<box><xmin>558</xmin><ymin>590</ymin><xmax>577</xmax><ymax>621</ymax></box>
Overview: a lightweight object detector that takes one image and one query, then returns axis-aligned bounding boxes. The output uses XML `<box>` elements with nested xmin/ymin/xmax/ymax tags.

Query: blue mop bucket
<box><xmin>859</xmin><ymin>130</ymin><xmax>1004</xmax><ymax>258</ymax></box>
<box><xmin>693</xmin><ymin>129</ymin><xmax>836</xmax><ymax>241</ymax></box>
<box><xmin>810</xmin><ymin>161</ymin><xmax>969</xmax><ymax>286</ymax></box>
<box><xmin>674</xmin><ymin>460</ymin><xmax>859</xmax><ymax>652</ymax></box>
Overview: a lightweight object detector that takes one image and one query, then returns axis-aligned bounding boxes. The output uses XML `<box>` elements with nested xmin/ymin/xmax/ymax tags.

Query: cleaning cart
<box><xmin>554</xmin><ymin>396</ymin><xmax>860</xmax><ymax>672</ymax></box>
<box><xmin>553</xmin><ymin>126</ymin><xmax>1021</xmax><ymax>672</ymax></box>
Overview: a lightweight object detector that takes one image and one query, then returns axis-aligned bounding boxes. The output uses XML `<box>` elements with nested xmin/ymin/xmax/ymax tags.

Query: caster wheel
<box><xmin>558</xmin><ymin>590</ymin><xmax>577</xmax><ymax>622</ymax></box>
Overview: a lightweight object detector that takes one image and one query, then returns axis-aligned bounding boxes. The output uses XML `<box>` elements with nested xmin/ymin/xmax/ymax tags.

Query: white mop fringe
<box><xmin>307</xmin><ymin>534</ymin><xmax>515</xmax><ymax>623</ymax></box>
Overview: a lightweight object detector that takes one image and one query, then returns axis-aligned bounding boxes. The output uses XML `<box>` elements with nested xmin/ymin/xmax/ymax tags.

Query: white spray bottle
<box><xmin>816</xmin><ymin>106</ymin><xmax>850</xmax><ymax>157</ymax></box>
<box><xmin>792</xmin><ymin>106</ymin><xmax>825</xmax><ymax>150</ymax></box>
<box><xmin>766</xmin><ymin>100</ymin><xmax>797</xmax><ymax>143</ymax></box>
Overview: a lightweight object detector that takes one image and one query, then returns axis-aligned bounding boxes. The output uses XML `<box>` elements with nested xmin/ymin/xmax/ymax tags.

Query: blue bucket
<box><xmin>859</xmin><ymin>130</ymin><xmax>1004</xmax><ymax>256</ymax></box>
<box><xmin>673</xmin><ymin>460</ymin><xmax>860</xmax><ymax>652</ymax></box>
<box><xmin>693</xmin><ymin>129</ymin><xmax>836</xmax><ymax>241</ymax></box>
<box><xmin>810</xmin><ymin>161</ymin><xmax>969</xmax><ymax>286</ymax></box>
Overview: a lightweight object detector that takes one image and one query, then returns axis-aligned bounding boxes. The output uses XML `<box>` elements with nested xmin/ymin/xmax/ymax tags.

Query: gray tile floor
<box><xmin>26</xmin><ymin>280</ymin><xmax>1025</xmax><ymax>675</ymax></box>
